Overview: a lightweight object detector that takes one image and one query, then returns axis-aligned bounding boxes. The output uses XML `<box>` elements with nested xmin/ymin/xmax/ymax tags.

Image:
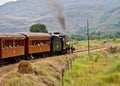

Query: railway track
<box><xmin>29</xmin><ymin>47</ymin><xmax>105</xmax><ymax>64</ymax></box>
<box><xmin>74</xmin><ymin>47</ymin><xmax>104</xmax><ymax>53</ymax></box>
<box><xmin>0</xmin><ymin>47</ymin><xmax>105</xmax><ymax>67</ymax></box>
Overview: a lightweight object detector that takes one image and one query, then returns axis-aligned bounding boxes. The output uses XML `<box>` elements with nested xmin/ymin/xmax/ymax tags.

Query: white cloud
<box><xmin>0</xmin><ymin>0</ymin><xmax>17</xmax><ymax>6</ymax></box>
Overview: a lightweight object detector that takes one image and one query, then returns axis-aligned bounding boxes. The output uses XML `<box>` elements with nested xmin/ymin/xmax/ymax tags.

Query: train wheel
<box><xmin>42</xmin><ymin>53</ymin><xmax>47</xmax><ymax>58</ymax></box>
<box><xmin>15</xmin><ymin>57</ymin><xmax>21</xmax><ymax>63</ymax></box>
<box><xmin>0</xmin><ymin>59</ymin><xmax>6</xmax><ymax>66</ymax></box>
<box><xmin>25</xmin><ymin>54</ymin><xmax>34</xmax><ymax>60</ymax></box>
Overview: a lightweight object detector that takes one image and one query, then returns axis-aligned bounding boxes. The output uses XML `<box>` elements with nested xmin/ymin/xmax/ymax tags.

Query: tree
<box><xmin>30</xmin><ymin>23</ymin><xmax>48</xmax><ymax>33</ymax></box>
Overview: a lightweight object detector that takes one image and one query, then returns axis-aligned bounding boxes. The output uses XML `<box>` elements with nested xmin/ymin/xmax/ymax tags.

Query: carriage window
<box><xmin>5</xmin><ymin>40</ymin><xmax>8</xmax><ymax>47</ymax></box>
<box><xmin>47</xmin><ymin>40</ymin><xmax>50</xmax><ymax>45</ymax></box>
<box><xmin>30</xmin><ymin>40</ymin><xmax>39</xmax><ymax>46</ymax></box>
<box><xmin>30</xmin><ymin>40</ymin><xmax>32</xmax><ymax>45</ymax></box>
<box><xmin>22</xmin><ymin>40</ymin><xmax>24</xmax><ymax>46</ymax></box>
<box><xmin>30</xmin><ymin>40</ymin><xmax>33</xmax><ymax>45</ymax></box>
<box><xmin>2</xmin><ymin>40</ymin><xmax>13</xmax><ymax>48</ymax></box>
<box><xmin>15</xmin><ymin>40</ymin><xmax>18</xmax><ymax>46</ymax></box>
<box><xmin>29</xmin><ymin>40</ymin><xmax>50</xmax><ymax>46</ymax></box>
<box><xmin>9</xmin><ymin>40</ymin><xmax>13</xmax><ymax>47</ymax></box>
<box><xmin>42</xmin><ymin>40</ymin><xmax>50</xmax><ymax>45</ymax></box>
<box><xmin>30</xmin><ymin>40</ymin><xmax>34</xmax><ymax>45</ymax></box>
<box><xmin>3</xmin><ymin>40</ymin><xmax>6</xmax><ymax>48</ymax></box>
<box><xmin>15</xmin><ymin>40</ymin><xmax>24</xmax><ymax>47</ymax></box>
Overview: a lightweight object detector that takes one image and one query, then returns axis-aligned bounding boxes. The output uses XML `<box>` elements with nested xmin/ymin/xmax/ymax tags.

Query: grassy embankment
<box><xmin>64</xmin><ymin>39</ymin><xmax>120</xmax><ymax>86</ymax></box>
<box><xmin>2</xmin><ymin>54</ymin><xmax>78</xmax><ymax>86</ymax></box>
<box><xmin>71</xmin><ymin>40</ymin><xmax>104</xmax><ymax>50</ymax></box>
<box><xmin>0</xmin><ymin>39</ymin><xmax>117</xmax><ymax>86</ymax></box>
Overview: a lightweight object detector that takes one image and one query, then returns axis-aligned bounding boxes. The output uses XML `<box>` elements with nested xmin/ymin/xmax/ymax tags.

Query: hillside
<box><xmin>0</xmin><ymin>0</ymin><xmax>120</xmax><ymax>34</ymax></box>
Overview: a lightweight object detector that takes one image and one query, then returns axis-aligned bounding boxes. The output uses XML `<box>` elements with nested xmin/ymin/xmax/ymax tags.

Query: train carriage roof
<box><xmin>20</xmin><ymin>32</ymin><xmax>51</xmax><ymax>40</ymax></box>
<box><xmin>0</xmin><ymin>33</ymin><xmax>25</xmax><ymax>38</ymax></box>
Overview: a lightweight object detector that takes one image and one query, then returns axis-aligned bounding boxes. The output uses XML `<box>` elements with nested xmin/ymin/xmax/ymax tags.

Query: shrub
<box><xmin>106</xmin><ymin>46</ymin><xmax>120</xmax><ymax>54</ymax></box>
<box><xmin>30</xmin><ymin>23</ymin><xmax>48</xmax><ymax>33</ymax></box>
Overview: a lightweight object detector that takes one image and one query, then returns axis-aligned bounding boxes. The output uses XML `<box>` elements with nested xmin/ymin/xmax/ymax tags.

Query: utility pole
<box><xmin>87</xmin><ymin>19</ymin><xmax>90</xmax><ymax>56</ymax></box>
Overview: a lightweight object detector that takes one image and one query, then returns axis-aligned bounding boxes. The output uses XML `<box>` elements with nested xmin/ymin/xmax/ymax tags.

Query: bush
<box><xmin>30</xmin><ymin>23</ymin><xmax>48</xmax><ymax>33</ymax></box>
<box><xmin>106</xmin><ymin>46</ymin><xmax>120</xmax><ymax>54</ymax></box>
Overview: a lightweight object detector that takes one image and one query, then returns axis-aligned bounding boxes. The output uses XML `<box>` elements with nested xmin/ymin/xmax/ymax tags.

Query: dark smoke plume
<box><xmin>45</xmin><ymin>0</ymin><xmax>66</xmax><ymax>33</ymax></box>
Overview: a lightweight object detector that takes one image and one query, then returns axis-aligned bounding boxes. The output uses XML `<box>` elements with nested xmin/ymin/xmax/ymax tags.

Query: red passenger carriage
<box><xmin>21</xmin><ymin>33</ymin><xmax>51</xmax><ymax>56</ymax></box>
<box><xmin>0</xmin><ymin>33</ymin><xmax>25</xmax><ymax>59</ymax></box>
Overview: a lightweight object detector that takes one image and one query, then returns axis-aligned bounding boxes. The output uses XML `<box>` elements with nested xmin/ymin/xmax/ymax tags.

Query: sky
<box><xmin>0</xmin><ymin>0</ymin><xmax>17</xmax><ymax>6</ymax></box>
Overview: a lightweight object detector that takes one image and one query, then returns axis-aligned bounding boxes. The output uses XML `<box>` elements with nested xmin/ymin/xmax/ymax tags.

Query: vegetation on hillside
<box><xmin>0</xmin><ymin>0</ymin><xmax>120</xmax><ymax>34</ymax></box>
<box><xmin>69</xmin><ymin>31</ymin><xmax>120</xmax><ymax>41</ymax></box>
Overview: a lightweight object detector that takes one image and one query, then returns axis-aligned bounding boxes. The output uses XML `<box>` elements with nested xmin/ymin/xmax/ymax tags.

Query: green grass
<box><xmin>107</xmin><ymin>62</ymin><xmax>120</xmax><ymax>73</ymax></box>
<box><xmin>64</xmin><ymin>52</ymin><xmax>120</xmax><ymax>86</ymax></box>
<box><xmin>101</xmin><ymin>72</ymin><xmax>120</xmax><ymax>84</ymax></box>
<box><xmin>70</xmin><ymin>40</ymin><xmax>105</xmax><ymax>50</ymax></box>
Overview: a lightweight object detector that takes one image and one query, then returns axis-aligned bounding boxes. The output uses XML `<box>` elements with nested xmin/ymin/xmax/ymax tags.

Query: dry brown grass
<box><xmin>18</xmin><ymin>60</ymin><xmax>34</xmax><ymax>74</ymax></box>
<box><xmin>106</xmin><ymin>46</ymin><xmax>118</xmax><ymax>54</ymax></box>
<box><xmin>2</xmin><ymin>54</ymin><xmax>78</xmax><ymax>86</ymax></box>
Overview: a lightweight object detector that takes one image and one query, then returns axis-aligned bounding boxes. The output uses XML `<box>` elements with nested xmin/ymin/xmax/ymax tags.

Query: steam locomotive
<box><xmin>0</xmin><ymin>32</ymin><xmax>74</xmax><ymax>64</ymax></box>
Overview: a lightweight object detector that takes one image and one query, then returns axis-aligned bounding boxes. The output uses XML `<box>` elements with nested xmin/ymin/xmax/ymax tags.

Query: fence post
<box><xmin>70</xmin><ymin>59</ymin><xmax>72</xmax><ymax>69</ymax></box>
<box><xmin>62</xmin><ymin>68</ymin><xmax>65</xmax><ymax>86</ymax></box>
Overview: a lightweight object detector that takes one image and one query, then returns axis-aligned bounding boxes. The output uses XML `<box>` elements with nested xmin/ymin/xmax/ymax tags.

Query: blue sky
<box><xmin>0</xmin><ymin>0</ymin><xmax>17</xmax><ymax>6</ymax></box>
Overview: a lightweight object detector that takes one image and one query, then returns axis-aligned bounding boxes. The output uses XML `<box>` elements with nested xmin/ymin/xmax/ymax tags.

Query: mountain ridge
<box><xmin>0</xmin><ymin>0</ymin><xmax>120</xmax><ymax>34</ymax></box>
